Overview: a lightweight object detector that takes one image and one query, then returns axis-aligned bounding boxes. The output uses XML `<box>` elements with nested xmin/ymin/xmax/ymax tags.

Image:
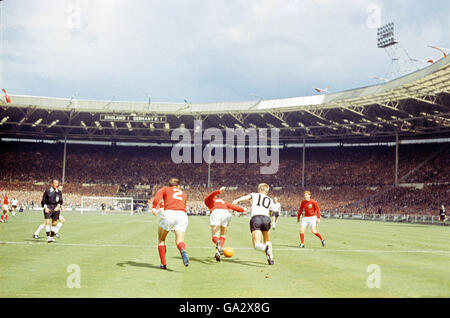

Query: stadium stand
<box><xmin>0</xmin><ymin>141</ymin><xmax>447</xmax><ymax>215</ymax></box>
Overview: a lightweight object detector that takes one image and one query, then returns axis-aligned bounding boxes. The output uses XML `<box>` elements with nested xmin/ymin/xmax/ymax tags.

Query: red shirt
<box><xmin>297</xmin><ymin>199</ymin><xmax>321</xmax><ymax>221</ymax></box>
<box><xmin>152</xmin><ymin>186</ymin><xmax>187</xmax><ymax>212</ymax></box>
<box><xmin>3</xmin><ymin>197</ymin><xmax>9</xmax><ymax>205</ymax></box>
<box><xmin>204</xmin><ymin>190</ymin><xmax>245</xmax><ymax>213</ymax></box>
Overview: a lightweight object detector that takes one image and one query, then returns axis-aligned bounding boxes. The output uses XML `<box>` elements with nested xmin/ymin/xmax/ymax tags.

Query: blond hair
<box><xmin>258</xmin><ymin>183</ymin><xmax>270</xmax><ymax>193</ymax></box>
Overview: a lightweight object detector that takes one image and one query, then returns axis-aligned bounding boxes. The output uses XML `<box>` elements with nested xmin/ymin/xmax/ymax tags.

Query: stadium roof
<box><xmin>1</xmin><ymin>57</ymin><xmax>449</xmax><ymax>144</ymax></box>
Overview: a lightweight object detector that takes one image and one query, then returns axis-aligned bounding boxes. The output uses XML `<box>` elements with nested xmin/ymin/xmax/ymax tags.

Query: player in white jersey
<box><xmin>271</xmin><ymin>197</ymin><xmax>281</xmax><ymax>230</ymax></box>
<box><xmin>33</xmin><ymin>211</ymin><xmax>65</xmax><ymax>239</ymax></box>
<box><xmin>11</xmin><ymin>198</ymin><xmax>18</xmax><ymax>216</ymax></box>
<box><xmin>233</xmin><ymin>183</ymin><xmax>275</xmax><ymax>265</ymax></box>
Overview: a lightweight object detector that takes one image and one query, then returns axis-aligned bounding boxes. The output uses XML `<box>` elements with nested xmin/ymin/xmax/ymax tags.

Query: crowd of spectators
<box><xmin>0</xmin><ymin>141</ymin><xmax>447</xmax><ymax>215</ymax></box>
<box><xmin>334</xmin><ymin>185</ymin><xmax>448</xmax><ymax>216</ymax></box>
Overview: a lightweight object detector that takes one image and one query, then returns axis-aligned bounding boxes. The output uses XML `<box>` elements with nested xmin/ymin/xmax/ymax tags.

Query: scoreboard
<box><xmin>100</xmin><ymin>114</ymin><xmax>166</xmax><ymax>123</ymax></box>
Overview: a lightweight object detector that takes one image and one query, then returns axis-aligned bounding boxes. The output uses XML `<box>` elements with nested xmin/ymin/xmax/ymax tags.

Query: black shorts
<box><xmin>44</xmin><ymin>208</ymin><xmax>60</xmax><ymax>221</ymax></box>
<box><xmin>440</xmin><ymin>214</ymin><xmax>446</xmax><ymax>221</ymax></box>
<box><xmin>250</xmin><ymin>215</ymin><xmax>271</xmax><ymax>232</ymax></box>
<box><xmin>272</xmin><ymin>212</ymin><xmax>279</xmax><ymax>218</ymax></box>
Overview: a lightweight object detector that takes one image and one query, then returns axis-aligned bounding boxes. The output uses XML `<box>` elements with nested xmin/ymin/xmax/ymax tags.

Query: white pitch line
<box><xmin>0</xmin><ymin>241</ymin><xmax>449</xmax><ymax>255</ymax></box>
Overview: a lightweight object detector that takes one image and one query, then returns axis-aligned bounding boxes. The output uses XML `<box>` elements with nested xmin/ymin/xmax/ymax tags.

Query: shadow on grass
<box><xmin>116</xmin><ymin>261</ymin><xmax>176</xmax><ymax>272</ymax></box>
<box><xmin>188</xmin><ymin>256</ymin><xmax>266</xmax><ymax>268</ymax></box>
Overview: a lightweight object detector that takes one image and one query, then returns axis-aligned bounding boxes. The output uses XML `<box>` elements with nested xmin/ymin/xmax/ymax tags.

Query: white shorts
<box><xmin>301</xmin><ymin>216</ymin><xmax>317</xmax><ymax>228</ymax></box>
<box><xmin>2</xmin><ymin>205</ymin><xmax>8</xmax><ymax>211</ymax></box>
<box><xmin>159</xmin><ymin>210</ymin><xmax>189</xmax><ymax>232</ymax></box>
<box><xmin>210</xmin><ymin>209</ymin><xmax>232</xmax><ymax>227</ymax></box>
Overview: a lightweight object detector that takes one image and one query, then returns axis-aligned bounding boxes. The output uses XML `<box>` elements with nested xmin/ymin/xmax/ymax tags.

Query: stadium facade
<box><xmin>0</xmin><ymin>56</ymin><xmax>448</xmax><ymax>144</ymax></box>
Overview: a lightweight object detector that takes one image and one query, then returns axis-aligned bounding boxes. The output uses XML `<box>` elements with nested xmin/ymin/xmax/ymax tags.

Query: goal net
<box><xmin>81</xmin><ymin>196</ymin><xmax>134</xmax><ymax>215</ymax></box>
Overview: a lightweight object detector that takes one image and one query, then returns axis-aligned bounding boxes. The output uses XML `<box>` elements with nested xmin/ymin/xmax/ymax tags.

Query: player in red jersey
<box><xmin>204</xmin><ymin>186</ymin><xmax>246</xmax><ymax>261</ymax></box>
<box><xmin>151</xmin><ymin>177</ymin><xmax>189</xmax><ymax>269</ymax></box>
<box><xmin>1</xmin><ymin>195</ymin><xmax>10</xmax><ymax>223</ymax></box>
<box><xmin>297</xmin><ymin>190</ymin><xmax>325</xmax><ymax>248</ymax></box>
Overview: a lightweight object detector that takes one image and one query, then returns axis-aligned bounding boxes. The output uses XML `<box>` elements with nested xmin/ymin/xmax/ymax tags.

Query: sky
<box><xmin>0</xmin><ymin>0</ymin><xmax>448</xmax><ymax>103</ymax></box>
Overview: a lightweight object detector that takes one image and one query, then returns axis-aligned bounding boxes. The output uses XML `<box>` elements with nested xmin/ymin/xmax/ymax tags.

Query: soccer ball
<box><xmin>223</xmin><ymin>247</ymin><xmax>234</xmax><ymax>258</ymax></box>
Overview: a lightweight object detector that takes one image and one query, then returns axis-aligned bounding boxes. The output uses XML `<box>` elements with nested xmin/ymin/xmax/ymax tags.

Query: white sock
<box><xmin>45</xmin><ymin>225</ymin><xmax>51</xmax><ymax>237</ymax></box>
<box><xmin>254</xmin><ymin>243</ymin><xmax>267</xmax><ymax>252</ymax></box>
<box><xmin>54</xmin><ymin>222</ymin><xmax>63</xmax><ymax>233</ymax></box>
<box><xmin>34</xmin><ymin>224</ymin><xmax>44</xmax><ymax>236</ymax></box>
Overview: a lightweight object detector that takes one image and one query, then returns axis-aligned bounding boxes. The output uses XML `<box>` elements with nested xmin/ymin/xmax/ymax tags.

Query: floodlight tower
<box><xmin>377</xmin><ymin>22</ymin><xmax>417</xmax><ymax>79</ymax></box>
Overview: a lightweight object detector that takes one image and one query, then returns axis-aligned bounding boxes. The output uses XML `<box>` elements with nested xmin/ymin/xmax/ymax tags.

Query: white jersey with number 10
<box><xmin>250</xmin><ymin>193</ymin><xmax>274</xmax><ymax>217</ymax></box>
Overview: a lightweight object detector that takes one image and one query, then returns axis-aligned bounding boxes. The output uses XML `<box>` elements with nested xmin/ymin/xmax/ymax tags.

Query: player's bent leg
<box><xmin>251</xmin><ymin>230</ymin><xmax>267</xmax><ymax>252</ymax></box>
<box><xmin>262</xmin><ymin>231</ymin><xmax>274</xmax><ymax>265</ymax></box>
<box><xmin>210</xmin><ymin>225</ymin><xmax>221</xmax><ymax>261</ymax></box>
<box><xmin>54</xmin><ymin>221</ymin><xmax>63</xmax><ymax>237</ymax></box>
<box><xmin>157</xmin><ymin>227</ymin><xmax>169</xmax><ymax>269</ymax></box>
<box><xmin>211</xmin><ymin>225</ymin><xmax>220</xmax><ymax>245</ymax></box>
<box><xmin>44</xmin><ymin>218</ymin><xmax>54</xmax><ymax>242</ymax></box>
<box><xmin>33</xmin><ymin>222</ymin><xmax>45</xmax><ymax>239</ymax></box>
<box><xmin>51</xmin><ymin>219</ymin><xmax>58</xmax><ymax>237</ymax></box>
<box><xmin>220</xmin><ymin>226</ymin><xmax>228</xmax><ymax>236</ymax></box>
<box><xmin>299</xmin><ymin>225</ymin><xmax>306</xmax><ymax>248</ymax></box>
<box><xmin>219</xmin><ymin>226</ymin><xmax>228</xmax><ymax>252</ymax></box>
<box><xmin>158</xmin><ymin>226</ymin><xmax>169</xmax><ymax>244</ymax></box>
<box><xmin>311</xmin><ymin>226</ymin><xmax>325</xmax><ymax>246</ymax></box>
<box><xmin>174</xmin><ymin>230</ymin><xmax>189</xmax><ymax>267</ymax></box>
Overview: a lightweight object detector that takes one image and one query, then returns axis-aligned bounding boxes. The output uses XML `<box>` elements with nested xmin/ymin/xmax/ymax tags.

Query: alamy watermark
<box><xmin>66</xmin><ymin>1</ymin><xmax>82</xmax><ymax>30</ymax></box>
<box><xmin>171</xmin><ymin>120</ymin><xmax>280</xmax><ymax>174</ymax></box>
<box><xmin>366</xmin><ymin>264</ymin><xmax>381</xmax><ymax>288</ymax></box>
<box><xmin>66</xmin><ymin>264</ymin><xmax>81</xmax><ymax>288</ymax></box>
<box><xmin>366</xmin><ymin>3</ymin><xmax>382</xmax><ymax>29</ymax></box>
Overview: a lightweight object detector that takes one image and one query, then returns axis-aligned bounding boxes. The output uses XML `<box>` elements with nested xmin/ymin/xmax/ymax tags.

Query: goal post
<box><xmin>81</xmin><ymin>196</ymin><xmax>134</xmax><ymax>215</ymax></box>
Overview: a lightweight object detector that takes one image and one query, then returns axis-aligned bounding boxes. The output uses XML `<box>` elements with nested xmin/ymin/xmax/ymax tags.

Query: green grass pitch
<box><xmin>0</xmin><ymin>212</ymin><xmax>449</xmax><ymax>298</ymax></box>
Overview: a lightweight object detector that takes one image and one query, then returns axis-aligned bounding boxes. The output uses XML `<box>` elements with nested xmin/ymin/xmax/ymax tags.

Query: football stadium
<box><xmin>0</xmin><ymin>1</ymin><xmax>449</xmax><ymax>303</ymax></box>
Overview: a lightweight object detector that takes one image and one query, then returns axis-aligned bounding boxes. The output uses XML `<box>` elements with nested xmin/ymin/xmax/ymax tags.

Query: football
<box><xmin>223</xmin><ymin>246</ymin><xmax>234</xmax><ymax>258</ymax></box>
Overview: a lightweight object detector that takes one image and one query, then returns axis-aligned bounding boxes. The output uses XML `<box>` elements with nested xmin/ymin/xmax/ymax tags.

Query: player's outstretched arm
<box><xmin>297</xmin><ymin>202</ymin><xmax>304</xmax><ymax>223</ymax></box>
<box><xmin>297</xmin><ymin>209</ymin><xmax>302</xmax><ymax>223</ymax></box>
<box><xmin>232</xmin><ymin>194</ymin><xmax>252</xmax><ymax>205</ymax></box>
<box><xmin>204</xmin><ymin>189</ymin><xmax>222</xmax><ymax>207</ymax></box>
<box><xmin>226</xmin><ymin>202</ymin><xmax>246</xmax><ymax>213</ymax></box>
<box><xmin>41</xmin><ymin>190</ymin><xmax>49</xmax><ymax>213</ymax></box>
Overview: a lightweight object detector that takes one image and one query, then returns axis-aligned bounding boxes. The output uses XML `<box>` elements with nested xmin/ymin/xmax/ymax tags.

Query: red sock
<box><xmin>177</xmin><ymin>242</ymin><xmax>186</xmax><ymax>252</ymax></box>
<box><xmin>219</xmin><ymin>236</ymin><xmax>226</xmax><ymax>248</ymax></box>
<box><xmin>0</xmin><ymin>214</ymin><xmax>3</xmax><ymax>220</ymax></box>
<box><xmin>4</xmin><ymin>214</ymin><xmax>7</xmax><ymax>221</ymax></box>
<box><xmin>158</xmin><ymin>245</ymin><xmax>167</xmax><ymax>266</ymax></box>
<box><xmin>314</xmin><ymin>232</ymin><xmax>323</xmax><ymax>240</ymax></box>
<box><xmin>300</xmin><ymin>233</ymin><xmax>305</xmax><ymax>244</ymax></box>
<box><xmin>212</xmin><ymin>236</ymin><xmax>219</xmax><ymax>244</ymax></box>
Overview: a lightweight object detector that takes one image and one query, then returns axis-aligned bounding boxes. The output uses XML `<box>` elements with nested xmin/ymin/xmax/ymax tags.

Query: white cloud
<box><xmin>1</xmin><ymin>0</ymin><xmax>448</xmax><ymax>102</ymax></box>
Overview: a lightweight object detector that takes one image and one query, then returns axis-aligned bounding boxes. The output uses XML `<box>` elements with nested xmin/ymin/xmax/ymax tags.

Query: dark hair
<box><xmin>168</xmin><ymin>178</ymin><xmax>180</xmax><ymax>187</ymax></box>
